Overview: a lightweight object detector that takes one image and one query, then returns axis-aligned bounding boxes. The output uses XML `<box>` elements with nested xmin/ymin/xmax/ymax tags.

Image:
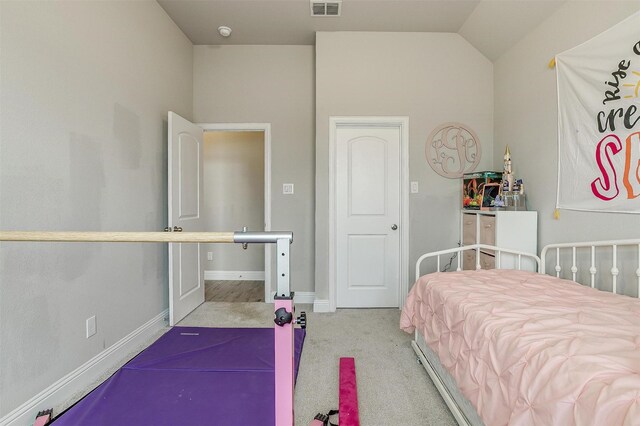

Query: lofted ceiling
<box><xmin>157</xmin><ymin>0</ymin><xmax>567</xmax><ymax>61</ymax></box>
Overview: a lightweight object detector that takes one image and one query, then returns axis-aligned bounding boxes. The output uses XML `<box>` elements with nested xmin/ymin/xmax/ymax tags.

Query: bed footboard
<box><xmin>415</xmin><ymin>244</ymin><xmax>541</xmax><ymax>282</ymax></box>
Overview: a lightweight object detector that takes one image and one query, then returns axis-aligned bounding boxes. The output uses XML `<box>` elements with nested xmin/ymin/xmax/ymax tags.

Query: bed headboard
<box><xmin>540</xmin><ymin>239</ymin><xmax>640</xmax><ymax>298</ymax></box>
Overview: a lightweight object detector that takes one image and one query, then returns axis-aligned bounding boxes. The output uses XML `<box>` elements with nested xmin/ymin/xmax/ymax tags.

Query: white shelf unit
<box><xmin>461</xmin><ymin>210</ymin><xmax>538</xmax><ymax>271</ymax></box>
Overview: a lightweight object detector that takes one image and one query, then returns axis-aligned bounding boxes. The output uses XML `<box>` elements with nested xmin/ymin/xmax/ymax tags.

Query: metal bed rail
<box><xmin>540</xmin><ymin>238</ymin><xmax>640</xmax><ymax>297</ymax></box>
<box><xmin>415</xmin><ymin>244</ymin><xmax>541</xmax><ymax>282</ymax></box>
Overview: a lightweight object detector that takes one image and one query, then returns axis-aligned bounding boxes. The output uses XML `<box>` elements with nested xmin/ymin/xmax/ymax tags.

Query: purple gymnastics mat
<box><xmin>53</xmin><ymin>327</ymin><xmax>306</xmax><ymax>426</ymax></box>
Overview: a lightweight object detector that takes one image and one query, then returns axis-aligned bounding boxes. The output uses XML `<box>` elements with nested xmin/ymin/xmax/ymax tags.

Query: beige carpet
<box><xmin>58</xmin><ymin>302</ymin><xmax>456</xmax><ymax>424</ymax></box>
<box><xmin>178</xmin><ymin>302</ymin><xmax>456</xmax><ymax>425</ymax></box>
<box><xmin>205</xmin><ymin>280</ymin><xmax>264</xmax><ymax>302</ymax></box>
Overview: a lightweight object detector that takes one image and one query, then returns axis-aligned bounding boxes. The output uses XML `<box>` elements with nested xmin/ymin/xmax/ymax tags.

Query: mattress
<box><xmin>401</xmin><ymin>269</ymin><xmax>640</xmax><ymax>425</ymax></box>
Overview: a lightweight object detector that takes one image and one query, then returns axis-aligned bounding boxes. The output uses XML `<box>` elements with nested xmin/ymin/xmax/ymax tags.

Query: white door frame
<box><xmin>328</xmin><ymin>116</ymin><xmax>410</xmax><ymax>311</ymax></box>
<box><xmin>197</xmin><ymin>122</ymin><xmax>273</xmax><ymax>303</ymax></box>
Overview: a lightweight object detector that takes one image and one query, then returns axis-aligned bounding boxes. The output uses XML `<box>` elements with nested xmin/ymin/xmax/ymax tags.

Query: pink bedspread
<box><xmin>400</xmin><ymin>269</ymin><xmax>640</xmax><ymax>426</ymax></box>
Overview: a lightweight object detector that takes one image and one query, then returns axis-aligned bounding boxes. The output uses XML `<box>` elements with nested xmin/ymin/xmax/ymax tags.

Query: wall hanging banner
<box><xmin>556</xmin><ymin>12</ymin><xmax>640</xmax><ymax>213</ymax></box>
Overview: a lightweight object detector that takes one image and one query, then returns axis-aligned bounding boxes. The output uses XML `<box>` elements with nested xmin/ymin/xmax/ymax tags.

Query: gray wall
<box><xmin>193</xmin><ymin>45</ymin><xmax>315</xmax><ymax>292</ymax></box>
<box><xmin>203</xmin><ymin>131</ymin><xmax>265</xmax><ymax>272</ymax></box>
<box><xmin>315</xmin><ymin>32</ymin><xmax>494</xmax><ymax>301</ymax></box>
<box><xmin>494</xmin><ymin>1</ymin><xmax>640</xmax><ymax>260</ymax></box>
<box><xmin>0</xmin><ymin>0</ymin><xmax>193</xmax><ymax>416</ymax></box>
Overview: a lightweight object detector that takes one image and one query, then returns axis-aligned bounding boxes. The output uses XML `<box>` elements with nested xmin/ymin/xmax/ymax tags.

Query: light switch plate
<box><xmin>411</xmin><ymin>181</ymin><xmax>419</xmax><ymax>193</ymax></box>
<box><xmin>86</xmin><ymin>316</ymin><xmax>96</xmax><ymax>338</ymax></box>
<box><xmin>283</xmin><ymin>183</ymin><xmax>294</xmax><ymax>194</ymax></box>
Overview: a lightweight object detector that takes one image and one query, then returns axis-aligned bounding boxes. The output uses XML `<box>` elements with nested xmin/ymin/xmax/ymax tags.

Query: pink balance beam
<box><xmin>339</xmin><ymin>357</ymin><xmax>360</xmax><ymax>426</ymax></box>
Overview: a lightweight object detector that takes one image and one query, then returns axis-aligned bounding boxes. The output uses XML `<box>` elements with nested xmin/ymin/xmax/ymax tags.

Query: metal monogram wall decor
<box><xmin>425</xmin><ymin>122</ymin><xmax>481</xmax><ymax>178</ymax></box>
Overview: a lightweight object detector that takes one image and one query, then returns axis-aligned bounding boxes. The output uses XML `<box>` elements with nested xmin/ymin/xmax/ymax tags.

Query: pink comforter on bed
<box><xmin>400</xmin><ymin>269</ymin><xmax>640</xmax><ymax>426</ymax></box>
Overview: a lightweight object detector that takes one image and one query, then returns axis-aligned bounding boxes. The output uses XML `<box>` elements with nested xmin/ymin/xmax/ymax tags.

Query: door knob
<box><xmin>173</xmin><ymin>226</ymin><xmax>183</xmax><ymax>232</ymax></box>
<box><xmin>391</xmin><ymin>224</ymin><xmax>398</xmax><ymax>230</ymax></box>
<box><xmin>163</xmin><ymin>227</ymin><xmax>171</xmax><ymax>232</ymax></box>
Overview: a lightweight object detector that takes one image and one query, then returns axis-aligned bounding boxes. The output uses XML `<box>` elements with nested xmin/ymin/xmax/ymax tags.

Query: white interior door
<box><xmin>336</xmin><ymin>126</ymin><xmax>400</xmax><ymax>307</ymax></box>
<box><xmin>168</xmin><ymin>111</ymin><xmax>204</xmax><ymax>325</ymax></box>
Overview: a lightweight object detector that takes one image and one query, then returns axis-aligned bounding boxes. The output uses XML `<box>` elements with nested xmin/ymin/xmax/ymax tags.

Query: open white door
<box><xmin>168</xmin><ymin>111</ymin><xmax>205</xmax><ymax>325</ymax></box>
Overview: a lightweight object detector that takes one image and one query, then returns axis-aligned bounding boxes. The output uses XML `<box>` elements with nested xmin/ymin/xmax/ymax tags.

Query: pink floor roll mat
<box><xmin>339</xmin><ymin>357</ymin><xmax>360</xmax><ymax>426</ymax></box>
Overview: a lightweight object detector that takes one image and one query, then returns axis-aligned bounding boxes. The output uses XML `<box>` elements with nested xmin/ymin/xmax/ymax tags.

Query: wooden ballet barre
<box><xmin>0</xmin><ymin>231</ymin><xmax>235</xmax><ymax>243</ymax></box>
<box><xmin>0</xmin><ymin>230</ymin><xmax>293</xmax><ymax>244</ymax></box>
<box><xmin>0</xmin><ymin>228</ymin><xmax>297</xmax><ymax>425</ymax></box>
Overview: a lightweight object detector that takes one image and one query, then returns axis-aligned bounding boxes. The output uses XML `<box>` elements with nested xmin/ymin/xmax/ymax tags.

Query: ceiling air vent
<box><xmin>311</xmin><ymin>1</ymin><xmax>341</xmax><ymax>17</ymax></box>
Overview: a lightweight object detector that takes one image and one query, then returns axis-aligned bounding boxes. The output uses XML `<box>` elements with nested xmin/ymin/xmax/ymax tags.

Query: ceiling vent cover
<box><xmin>311</xmin><ymin>1</ymin><xmax>341</xmax><ymax>17</ymax></box>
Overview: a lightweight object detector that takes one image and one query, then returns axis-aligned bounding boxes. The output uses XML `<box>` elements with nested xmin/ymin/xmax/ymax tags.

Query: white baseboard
<box><xmin>293</xmin><ymin>292</ymin><xmax>315</xmax><ymax>304</ymax></box>
<box><xmin>204</xmin><ymin>270</ymin><xmax>265</xmax><ymax>281</ymax></box>
<box><xmin>313</xmin><ymin>299</ymin><xmax>332</xmax><ymax>313</ymax></box>
<box><xmin>0</xmin><ymin>310</ymin><xmax>168</xmax><ymax>426</ymax></box>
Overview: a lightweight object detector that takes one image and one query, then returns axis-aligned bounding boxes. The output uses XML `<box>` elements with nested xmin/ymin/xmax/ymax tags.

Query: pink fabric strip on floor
<box><xmin>339</xmin><ymin>357</ymin><xmax>360</xmax><ymax>426</ymax></box>
<box><xmin>33</xmin><ymin>415</ymin><xmax>50</xmax><ymax>426</ymax></box>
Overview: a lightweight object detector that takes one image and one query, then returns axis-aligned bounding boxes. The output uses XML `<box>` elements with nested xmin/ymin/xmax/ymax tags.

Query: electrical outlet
<box><xmin>411</xmin><ymin>181</ymin><xmax>419</xmax><ymax>193</ymax></box>
<box><xmin>86</xmin><ymin>316</ymin><xmax>96</xmax><ymax>338</ymax></box>
<box><xmin>283</xmin><ymin>183</ymin><xmax>294</xmax><ymax>194</ymax></box>
<box><xmin>207</xmin><ymin>252</ymin><xmax>213</xmax><ymax>261</ymax></box>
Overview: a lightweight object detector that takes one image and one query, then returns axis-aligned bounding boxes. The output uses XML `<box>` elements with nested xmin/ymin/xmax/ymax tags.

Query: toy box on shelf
<box><xmin>462</xmin><ymin>171</ymin><xmax>503</xmax><ymax>210</ymax></box>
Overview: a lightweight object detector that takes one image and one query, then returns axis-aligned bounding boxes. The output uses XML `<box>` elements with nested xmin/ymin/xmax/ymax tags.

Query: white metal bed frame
<box><xmin>410</xmin><ymin>239</ymin><xmax>640</xmax><ymax>426</ymax></box>
<box><xmin>414</xmin><ymin>243</ymin><xmax>541</xmax><ymax>280</ymax></box>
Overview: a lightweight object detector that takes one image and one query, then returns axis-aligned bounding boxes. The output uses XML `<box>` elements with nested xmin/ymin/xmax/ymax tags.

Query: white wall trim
<box><xmin>328</xmin><ymin>116</ymin><xmax>410</xmax><ymax>312</ymax></box>
<box><xmin>204</xmin><ymin>270</ymin><xmax>266</xmax><ymax>281</ymax></box>
<box><xmin>0</xmin><ymin>310</ymin><xmax>168</xmax><ymax>426</ymax></box>
<box><xmin>293</xmin><ymin>292</ymin><xmax>316</xmax><ymax>304</ymax></box>
<box><xmin>197</xmin><ymin>123</ymin><xmax>272</xmax><ymax>303</ymax></box>
<box><xmin>312</xmin><ymin>299</ymin><xmax>331</xmax><ymax>313</ymax></box>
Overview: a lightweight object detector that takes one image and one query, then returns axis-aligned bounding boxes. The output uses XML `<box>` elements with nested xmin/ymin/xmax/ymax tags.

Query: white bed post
<box><xmin>637</xmin><ymin>244</ymin><xmax>640</xmax><ymax>297</ymax></box>
<box><xmin>571</xmin><ymin>247</ymin><xmax>577</xmax><ymax>282</ymax></box>
<box><xmin>590</xmin><ymin>246</ymin><xmax>597</xmax><ymax>288</ymax></box>
<box><xmin>611</xmin><ymin>245</ymin><xmax>618</xmax><ymax>294</ymax></box>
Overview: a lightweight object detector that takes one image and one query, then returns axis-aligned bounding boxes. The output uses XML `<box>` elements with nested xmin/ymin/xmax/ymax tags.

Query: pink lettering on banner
<box><xmin>623</xmin><ymin>132</ymin><xmax>640</xmax><ymax>199</ymax></box>
<box><xmin>591</xmin><ymin>134</ymin><xmax>622</xmax><ymax>200</ymax></box>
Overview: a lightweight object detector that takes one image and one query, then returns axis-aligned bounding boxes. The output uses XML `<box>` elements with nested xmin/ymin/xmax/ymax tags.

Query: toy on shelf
<box><xmin>502</xmin><ymin>146</ymin><xmax>514</xmax><ymax>192</ymax></box>
<box><xmin>497</xmin><ymin>145</ymin><xmax>527</xmax><ymax>211</ymax></box>
<box><xmin>462</xmin><ymin>171</ymin><xmax>502</xmax><ymax>210</ymax></box>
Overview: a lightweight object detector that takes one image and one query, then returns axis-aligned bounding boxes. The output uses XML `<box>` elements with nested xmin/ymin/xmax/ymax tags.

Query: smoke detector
<box><xmin>310</xmin><ymin>1</ymin><xmax>341</xmax><ymax>17</ymax></box>
<box><xmin>218</xmin><ymin>26</ymin><xmax>232</xmax><ymax>37</ymax></box>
